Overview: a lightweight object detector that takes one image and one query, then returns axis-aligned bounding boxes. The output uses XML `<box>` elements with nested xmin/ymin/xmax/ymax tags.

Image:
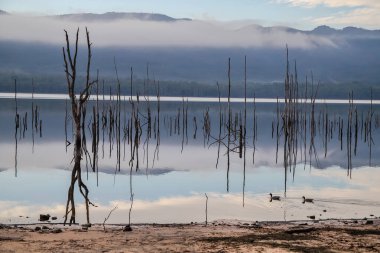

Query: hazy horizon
<box><xmin>1</xmin><ymin>2</ymin><xmax>379</xmax><ymax>90</ymax></box>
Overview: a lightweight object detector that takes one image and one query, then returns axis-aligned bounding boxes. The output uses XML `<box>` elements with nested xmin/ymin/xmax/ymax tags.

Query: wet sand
<box><xmin>1</xmin><ymin>219</ymin><xmax>380</xmax><ymax>252</ymax></box>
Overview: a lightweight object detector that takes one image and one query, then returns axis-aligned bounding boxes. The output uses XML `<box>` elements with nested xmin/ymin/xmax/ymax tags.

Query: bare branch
<box><xmin>103</xmin><ymin>205</ymin><xmax>118</xmax><ymax>232</ymax></box>
<box><xmin>73</xmin><ymin>28</ymin><xmax>79</xmax><ymax>71</ymax></box>
<box><xmin>64</xmin><ymin>30</ymin><xmax>74</xmax><ymax>71</ymax></box>
<box><xmin>62</xmin><ymin>47</ymin><xmax>71</xmax><ymax>93</ymax></box>
<box><xmin>85</xmin><ymin>27</ymin><xmax>91</xmax><ymax>90</ymax></box>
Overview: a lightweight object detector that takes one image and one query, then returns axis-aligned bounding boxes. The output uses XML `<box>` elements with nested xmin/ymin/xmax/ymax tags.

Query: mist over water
<box><xmin>0</xmin><ymin>15</ymin><xmax>336</xmax><ymax>49</ymax></box>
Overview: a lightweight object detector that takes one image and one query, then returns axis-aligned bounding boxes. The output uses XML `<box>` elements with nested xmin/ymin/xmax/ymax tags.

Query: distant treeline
<box><xmin>1</xmin><ymin>73</ymin><xmax>379</xmax><ymax>99</ymax></box>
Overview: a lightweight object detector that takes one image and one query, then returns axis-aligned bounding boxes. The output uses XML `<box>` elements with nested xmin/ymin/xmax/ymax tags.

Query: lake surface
<box><xmin>1</xmin><ymin>93</ymin><xmax>380</xmax><ymax>224</ymax></box>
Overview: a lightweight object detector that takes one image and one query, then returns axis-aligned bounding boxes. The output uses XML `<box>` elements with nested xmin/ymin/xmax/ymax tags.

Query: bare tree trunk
<box><xmin>227</xmin><ymin>58</ymin><xmax>231</xmax><ymax>192</ymax></box>
<box><xmin>205</xmin><ymin>193</ymin><xmax>208</xmax><ymax>226</ymax></box>
<box><xmin>62</xmin><ymin>27</ymin><xmax>95</xmax><ymax>226</ymax></box>
<box><xmin>14</xmin><ymin>79</ymin><xmax>19</xmax><ymax>177</ymax></box>
<box><xmin>243</xmin><ymin>56</ymin><xmax>247</xmax><ymax>207</ymax></box>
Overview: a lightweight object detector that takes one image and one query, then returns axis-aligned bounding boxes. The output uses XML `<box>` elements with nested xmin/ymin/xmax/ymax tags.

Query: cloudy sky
<box><xmin>1</xmin><ymin>0</ymin><xmax>379</xmax><ymax>29</ymax></box>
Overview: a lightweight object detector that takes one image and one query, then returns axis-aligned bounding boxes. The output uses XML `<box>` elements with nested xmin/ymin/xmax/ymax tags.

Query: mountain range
<box><xmin>1</xmin><ymin>9</ymin><xmax>379</xmax><ymax>36</ymax></box>
<box><xmin>237</xmin><ymin>23</ymin><xmax>380</xmax><ymax>38</ymax></box>
<box><xmin>45</xmin><ymin>12</ymin><xmax>380</xmax><ymax>37</ymax></box>
<box><xmin>54</xmin><ymin>11</ymin><xmax>191</xmax><ymax>22</ymax></box>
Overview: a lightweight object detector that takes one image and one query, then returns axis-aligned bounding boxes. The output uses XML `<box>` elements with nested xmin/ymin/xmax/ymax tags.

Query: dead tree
<box><xmin>63</xmin><ymin>27</ymin><xmax>96</xmax><ymax>226</ymax></box>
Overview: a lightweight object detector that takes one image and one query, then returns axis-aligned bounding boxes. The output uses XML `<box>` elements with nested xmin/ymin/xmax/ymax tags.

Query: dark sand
<box><xmin>1</xmin><ymin>219</ymin><xmax>380</xmax><ymax>252</ymax></box>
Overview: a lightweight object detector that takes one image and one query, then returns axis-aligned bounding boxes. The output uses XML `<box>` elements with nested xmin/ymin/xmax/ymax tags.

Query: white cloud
<box><xmin>282</xmin><ymin>0</ymin><xmax>380</xmax><ymax>8</ymax></box>
<box><xmin>313</xmin><ymin>7</ymin><xmax>380</xmax><ymax>28</ymax></box>
<box><xmin>281</xmin><ymin>0</ymin><xmax>380</xmax><ymax>28</ymax></box>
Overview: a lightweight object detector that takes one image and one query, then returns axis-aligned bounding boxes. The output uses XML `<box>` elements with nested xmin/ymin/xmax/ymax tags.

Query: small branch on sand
<box><xmin>103</xmin><ymin>205</ymin><xmax>118</xmax><ymax>232</ymax></box>
<box><xmin>205</xmin><ymin>193</ymin><xmax>208</xmax><ymax>226</ymax></box>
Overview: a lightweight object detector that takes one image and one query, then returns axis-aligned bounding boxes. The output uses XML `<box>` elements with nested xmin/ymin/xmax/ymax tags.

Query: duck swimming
<box><xmin>269</xmin><ymin>193</ymin><xmax>281</xmax><ymax>202</ymax></box>
<box><xmin>302</xmin><ymin>196</ymin><xmax>314</xmax><ymax>204</ymax></box>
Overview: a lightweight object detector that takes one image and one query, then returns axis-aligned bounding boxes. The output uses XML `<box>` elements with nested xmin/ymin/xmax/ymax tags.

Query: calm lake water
<box><xmin>1</xmin><ymin>93</ymin><xmax>380</xmax><ymax>224</ymax></box>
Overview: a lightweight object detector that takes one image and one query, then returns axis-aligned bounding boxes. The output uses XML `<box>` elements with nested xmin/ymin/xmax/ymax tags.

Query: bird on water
<box><xmin>269</xmin><ymin>193</ymin><xmax>281</xmax><ymax>202</ymax></box>
<box><xmin>302</xmin><ymin>196</ymin><xmax>314</xmax><ymax>204</ymax></box>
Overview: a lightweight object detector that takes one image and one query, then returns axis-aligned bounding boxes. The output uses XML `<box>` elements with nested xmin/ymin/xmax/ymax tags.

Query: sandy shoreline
<box><xmin>1</xmin><ymin>219</ymin><xmax>380</xmax><ymax>252</ymax></box>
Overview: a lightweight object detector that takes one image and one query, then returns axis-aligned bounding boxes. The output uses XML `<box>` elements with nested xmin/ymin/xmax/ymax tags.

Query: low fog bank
<box><xmin>0</xmin><ymin>14</ymin><xmax>337</xmax><ymax>49</ymax></box>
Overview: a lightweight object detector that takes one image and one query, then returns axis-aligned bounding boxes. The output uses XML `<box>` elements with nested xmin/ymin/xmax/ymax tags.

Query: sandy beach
<box><xmin>1</xmin><ymin>219</ymin><xmax>380</xmax><ymax>252</ymax></box>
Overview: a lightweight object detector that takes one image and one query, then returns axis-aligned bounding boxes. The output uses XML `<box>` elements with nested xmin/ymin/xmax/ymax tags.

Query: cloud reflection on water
<box><xmin>1</xmin><ymin>166</ymin><xmax>379</xmax><ymax>224</ymax></box>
